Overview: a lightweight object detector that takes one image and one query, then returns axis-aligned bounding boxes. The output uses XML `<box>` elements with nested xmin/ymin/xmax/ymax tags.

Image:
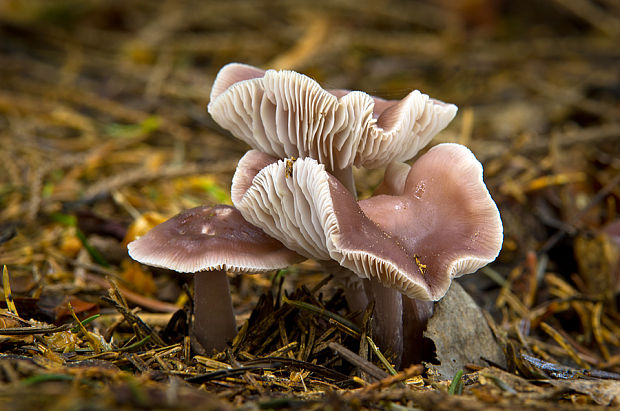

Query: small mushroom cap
<box><xmin>127</xmin><ymin>205</ymin><xmax>303</xmax><ymax>273</ymax></box>
<box><xmin>208</xmin><ymin>62</ymin><xmax>457</xmax><ymax>172</ymax></box>
<box><xmin>232</xmin><ymin>145</ymin><xmax>502</xmax><ymax>300</ymax></box>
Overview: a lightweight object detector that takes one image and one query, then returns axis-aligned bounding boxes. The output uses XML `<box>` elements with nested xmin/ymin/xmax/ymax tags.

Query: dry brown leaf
<box><xmin>424</xmin><ymin>282</ymin><xmax>506</xmax><ymax>379</ymax></box>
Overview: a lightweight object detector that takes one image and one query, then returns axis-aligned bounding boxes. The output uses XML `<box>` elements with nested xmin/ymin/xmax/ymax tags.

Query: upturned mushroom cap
<box><xmin>208</xmin><ymin>63</ymin><xmax>457</xmax><ymax>172</ymax></box>
<box><xmin>358</xmin><ymin>144</ymin><xmax>503</xmax><ymax>282</ymax></box>
<box><xmin>127</xmin><ymin>204</ymin><xmax>303</xmax><ymax>273</ymax></box>
<box><xmin>231</xmin><ymin>145</ymin><xmax>502</xmax><ymax>301</ymax></box>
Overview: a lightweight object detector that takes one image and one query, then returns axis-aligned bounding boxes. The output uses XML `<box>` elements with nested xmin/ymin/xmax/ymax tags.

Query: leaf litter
<box><xmin>1</xmin><ymin>0</ymin><xmax>620</xmax><ymax>409</ymax></box>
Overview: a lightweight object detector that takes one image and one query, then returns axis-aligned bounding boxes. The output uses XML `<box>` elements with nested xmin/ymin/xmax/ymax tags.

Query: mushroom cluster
<box><xmin>231</xmin><ymin>145</ymin><xmax>502</xmax><ymax>366</ymax></box>
<box><xmin>129</xmin><ymin>62</ymin><xmax>503</xmax><ymax>367</ymax></box>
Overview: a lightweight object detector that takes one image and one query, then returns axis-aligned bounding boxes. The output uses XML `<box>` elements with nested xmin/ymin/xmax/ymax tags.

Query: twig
<box><xmin>185</xmin><ymin>363</ymin><xmax>282</xmax><ymax>384</ymax></box>
<box><xmin>346</xmin><ymin>364</ymin><xmax>424</xmax><ymax>397</ymax></box>
<box><xmin>102</xmin><ymin>290</ymin><xmax>166</xmax><ymax>347</ymax></box>
<box><xmin>328</xmin><ymin>342</ymin><xmax>389</xmax><ymax>381</ymax></box>
<box><xmin>0</xmin><ymin>324</ymin><xmax>72</xmax><ymax>336</ymax></box>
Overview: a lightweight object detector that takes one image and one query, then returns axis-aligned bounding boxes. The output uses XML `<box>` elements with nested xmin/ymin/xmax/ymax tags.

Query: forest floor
<box><xmin>1</xmin><ymin>0</ymin><xmax>619</xmax><ymax>409</ymax></box>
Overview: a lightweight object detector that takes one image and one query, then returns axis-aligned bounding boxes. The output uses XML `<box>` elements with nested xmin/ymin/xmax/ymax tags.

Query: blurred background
<box><xmin>2</xmin><ymin>0</ymin><xmax>619</xmax><ymax>288</ymax></box>
<box><xmin>0</xmin><ymin>0</ymin><xmax>619</xmax><ymax>377</ymax></box>
<box><xmin>1</xmin><ymin>0</ymin><xmax>620</xmax><ymax>407</ymax></box>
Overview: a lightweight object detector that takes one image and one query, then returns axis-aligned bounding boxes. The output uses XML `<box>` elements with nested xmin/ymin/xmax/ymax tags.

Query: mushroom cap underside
<box><xmin>208</xmin><ymin>62</ymin><xmax>457</xmax><ymax>172</ymax></box>
<box><xmin>231</xmin><ymin>145</ymin><xmax>503</xmax><ymax>300</ymax></box>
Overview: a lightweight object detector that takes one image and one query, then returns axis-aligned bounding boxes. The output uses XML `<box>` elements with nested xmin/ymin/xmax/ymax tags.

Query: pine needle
<box><xmin>2</xmin><ymin>265</ymin><xmax>18</xmax><ymax>317</ymax></box>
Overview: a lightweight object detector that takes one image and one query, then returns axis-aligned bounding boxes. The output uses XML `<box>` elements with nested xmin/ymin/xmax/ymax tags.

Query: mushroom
<box><xmin>127</xmin><ymin>204</ymin><xmax>303</xmax><ymax>352</ymax></box>
<box><xmin>231</xmin><ymin>144</ymin><xmax>502</xmax><ymax>367</ymax></box>
<box><xmin>208</xmin><ymin>62</ymin><xmax>457</xmax><ymax>194</ymax></box>
<box><xmin>210</xmin><ymin>62</ymin><xmax>457</xmax><ymax>314</ymax></box>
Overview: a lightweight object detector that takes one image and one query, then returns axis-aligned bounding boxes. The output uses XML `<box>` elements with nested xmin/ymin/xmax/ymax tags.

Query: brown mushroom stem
<box><xmin>193</xmin><ymin>270</ymin><xmax>237</xmax><ymax>352</ymax></box>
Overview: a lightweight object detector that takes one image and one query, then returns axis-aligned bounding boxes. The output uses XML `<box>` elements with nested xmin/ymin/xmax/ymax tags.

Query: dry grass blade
<box><xmin>592</xmin><ymin>302</ymin><xmax>611</xmax><ymax>361</ymax></box>
<box><xmin>366</xmin><ymin>336</ymin><xmax>397</xmax><ymax>376</ymax></box>
<box><xmin>186</xmin><ymin>362</ymin><xmax>282</xmax><ymax>384</ymax></box>
<box><xmin>2</xmin><ymin>266</ymin><xmax>18</xmax><ymax>317</ymax></box>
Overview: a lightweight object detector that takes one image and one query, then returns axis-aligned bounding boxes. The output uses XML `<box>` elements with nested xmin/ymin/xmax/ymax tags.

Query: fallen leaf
<box><xmin>123</xmin><ymin>212</ymin><xmax>167</xmax><ymax>246</ymax></box>
<box><xmin>424</xmin><ymin>282</ymin><xmax>506</xmax><ymax>379</ymax></box>
<box><xmin>548</xmin><ymin>379</ymin><xmax>620</xmax><ymax>406</ymax></box>
<box><xmin>121</xmin><ymin>259</ymin><xmax>157</xmax><ymax>296</ymax></box>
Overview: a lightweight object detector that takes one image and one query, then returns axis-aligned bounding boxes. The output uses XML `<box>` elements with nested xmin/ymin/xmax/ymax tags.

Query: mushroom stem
<box><xmin>330</xmin><ymin>166</ymin><xmax>357</xmax><ymax>198</ymax></box>
<box><xmin>322</xmin><ymin>262</ymin><xmax>369</xmax><ymax>320</ymax></box>
<box><xmin>193</xmin><ymin>270</ymin><xmax>237</xmax><ymax>352</ymax></box>
<box><xmin>401</xmin><ymin>296</ymin><xmax>434</xmax><ymax>367</ymax></box>
<box><xmin>363</xmin><ymin>279</ymin><xmax>404</xmax><ymax>368</ymax></box>
<box><xmin>363</xmin><ymin>280</ymin><xmax>435</xmax><ymax>369</ymax></box>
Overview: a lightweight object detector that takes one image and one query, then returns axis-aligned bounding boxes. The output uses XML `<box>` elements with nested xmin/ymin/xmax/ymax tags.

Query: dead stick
<box><xmin>328</xmin><ymin>342</ymin><xmax>388</xmax><ymax>381</ymax></box>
